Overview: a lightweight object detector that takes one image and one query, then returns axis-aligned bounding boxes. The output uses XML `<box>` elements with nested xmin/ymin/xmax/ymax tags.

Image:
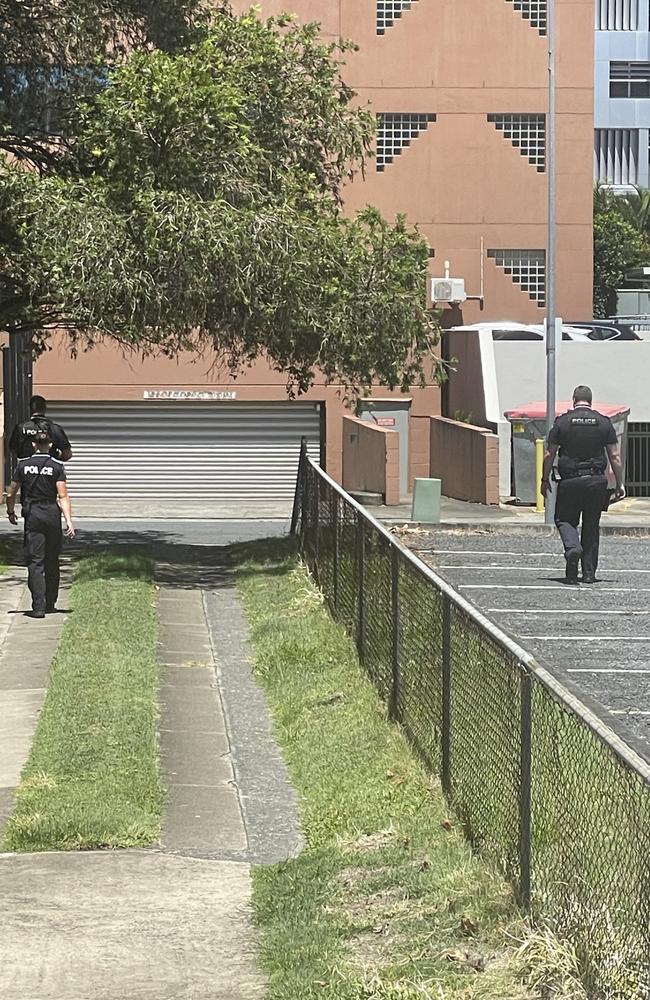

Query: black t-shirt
<box><xmin>548</xmin><ymin>407</ymin><xmax>617</xmax><ymax>478</ymax></box>
<box><xmin>9</xmin><ymin>415</ymin><xmax>71</xmax><ymax>462</ymax></box>
<box><xmin>15</xmin><ymin>454</ymin><xmax>66</xmax><ymax>506</ymax></box>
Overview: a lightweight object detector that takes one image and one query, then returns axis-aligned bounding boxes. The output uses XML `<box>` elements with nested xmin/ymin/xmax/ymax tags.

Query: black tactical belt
<box><xmin>564</xmin><ymin>468</ymin><xmax>602</xmax><ymax>479</ymax></box>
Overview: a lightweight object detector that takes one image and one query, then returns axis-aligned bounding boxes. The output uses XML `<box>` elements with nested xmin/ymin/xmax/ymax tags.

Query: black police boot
<box><xmin>565</xmin><ymin>548</ymin><xmax>581</xmax><ymax>584</ymax></box>
<box><xmin>582</xmin><ymin>573</ymin><xmax>597</xmax><ymax>584</ymax></box>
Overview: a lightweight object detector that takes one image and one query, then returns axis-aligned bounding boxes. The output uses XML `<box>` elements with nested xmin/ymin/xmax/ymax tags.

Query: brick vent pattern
<box><xmin>376</xmin><ymin>0</ymin><xmax>419</xmax><ymax>34</ymax></box>
<box><xmin>376</xmin><ymin>112</ymin><xmax>436</xmax><ymax>171</ymax></box>
<box><xmin>488</xmin><ymin>114</ymin><xmax>545</xmax><ymax>172</ymax></box>
<box><xmin>487</xmin><ymin>249</ymin><xmax>546</xmax><ymax>306</ymax></box>
<box><xmin>505</xmin><ymin>0</ymin><xmax>547</xmax><ymax>34</ymax></box>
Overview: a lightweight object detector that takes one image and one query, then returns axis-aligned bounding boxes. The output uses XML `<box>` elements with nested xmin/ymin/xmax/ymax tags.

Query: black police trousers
<box><xmin>554</xmin><ymin>475</ymin><xmax>608</xmax><ymax>578</ymax></box>
<box><xmin>24</xmin><ymin>503</ymin><xmax>62</xmax><ymax>613</ymax></box>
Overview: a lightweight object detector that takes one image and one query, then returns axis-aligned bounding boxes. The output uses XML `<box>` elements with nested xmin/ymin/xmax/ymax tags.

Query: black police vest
<box><xmin>14</xmin><ymin>416</ymin><xmax>51</xmax><ymax>459</ymax></box>
<box><xmin>557</xmin><ymin>409</ymin><xmax>609</xmax><ymax>478</ymax></box>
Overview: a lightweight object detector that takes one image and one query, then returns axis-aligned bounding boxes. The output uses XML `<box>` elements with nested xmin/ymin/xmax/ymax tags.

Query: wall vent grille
<box><xmin>488</xmin><ymin>114</ymin><xmax>545</xmax><ymax>171</ymax></box>
<box><xmin>377</xmin><ymin>0</ymin><xmax>419</xmax><ymax>34</ymax></box>
<box><xmin>488</xmin><ymin>249</ymin><xmax>546</xmax><ymax>306</ymax></box>
<box><xmin>596</xmin><ymin>0</ymin><xmax>638</xmax><ymax>29</ymax></box>
<box><xmin>376</xmin><ymin>112</ymin><xmax>436</xmax><ymax>170</ymax></box>
<box><xmin>504</xmin><ymin>0</ymin><xmax>547</xmax><ymax>35</ymax></box>
<box><xmin>594</xmin><ymin>128</ymin><xmax>639</xmax><ymax>185</ymax></box>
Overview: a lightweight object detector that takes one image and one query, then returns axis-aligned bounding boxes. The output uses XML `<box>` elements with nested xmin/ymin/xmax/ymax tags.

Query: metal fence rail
<box><xmin>294</xmin><ymin>447</ymin><xmax>650</xmax><ymax>1000</ymax></box>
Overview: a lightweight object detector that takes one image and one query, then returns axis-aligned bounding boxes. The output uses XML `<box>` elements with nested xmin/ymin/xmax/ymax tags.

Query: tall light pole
<box><xmin>545</xmin><ymin>0</ymin><xmax>557</xmax><ymax>524</ymax></box>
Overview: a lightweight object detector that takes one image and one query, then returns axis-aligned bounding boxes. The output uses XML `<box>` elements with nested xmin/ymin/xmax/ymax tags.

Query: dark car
<box><xmin>566</xmin><ymin>321</ymin><xmax>641</xmax><ymax>341</ymax></box>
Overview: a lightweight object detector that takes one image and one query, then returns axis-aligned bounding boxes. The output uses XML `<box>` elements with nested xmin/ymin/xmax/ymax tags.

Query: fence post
<box><xmin>357</xmin><ymin>518</ymin><xmax>366</xmax><ymax>660</ymax></box>
<box><xmin>390</xmin><ymin>546</ymin><xmax>401</xmax><ymax>721</ymax></box>
<box><xmin>518</xmin><ymin>669</ymin><xmax>533</xmax><ymax>911</ymax></box>
<box><xmin>442</xmin><ymin>595</ymin><xmax>452</xmax><ymax>797</ymax></box>
<box><xmin>333</xmin><ymin>496</ymin><xmax>340</xmax><ymax>616</ymax></box>
<box><xmin>313</xmin><ymin>477</ymin><xmax>321</xmax><ymax>584</ymax></box>
<box><xmin>290</xmin><ymin>437</ymin><xmax>308</xmax><ymax>537</ymax></box>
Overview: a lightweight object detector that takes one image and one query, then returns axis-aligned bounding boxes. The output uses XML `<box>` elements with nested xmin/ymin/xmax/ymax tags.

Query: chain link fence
<box><xmin>295</xmin><ymin>448</ymin><xmax>650</xmax><ymax>1000</ymax></box>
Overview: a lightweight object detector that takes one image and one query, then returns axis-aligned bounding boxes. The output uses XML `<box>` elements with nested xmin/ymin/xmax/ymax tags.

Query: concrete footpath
<box><xmin>0</xmin><ymin>558</ymin><xmax>69</xmax><ymax>832</ymax></box>
<box><xmin>379</xmin><ymin>493</ymin><xmax>650</xmax><ymax>531</ymax></box>
<box><xmin>0</xmin><ymin>521</ymin><xmax>301</xmax><ymax>1000</ymax></box>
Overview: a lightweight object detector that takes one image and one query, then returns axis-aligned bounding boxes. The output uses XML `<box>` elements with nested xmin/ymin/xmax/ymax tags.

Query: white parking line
<box><xmin>491</xmin><ymin>609</ymin><xmax>650</xmax><ymax>615</ymax></box>
<box><xmin>460</xmin><ymin>584</ymin><xmax>646</xmax><ymax>591</ymax></box>
<box><xmin>568</xmin><ymin>668</ymin><xmax>650</xmax><ymax>673</ymax></box>
<box><xmin>426</xmin><ymin>549</ymin><xmax>555</xmax><ymax>557</ymax></box>
<box><xmin>611</xmin><ymin>709</ymin><xmax>650</xmax><ymax>716</ymax></box>
<box><xmin>521</xmin><ymin>635</ymin><xmax>650</xmax><ymax>641</ymax></box>
<box><xmin>440</xmin><ymin>564</ymin><xmax>650</xmax><ymax>573</ymax></box>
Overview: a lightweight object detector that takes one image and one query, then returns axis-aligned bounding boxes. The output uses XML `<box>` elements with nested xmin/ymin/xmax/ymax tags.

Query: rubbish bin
<box><xmin>504</xmin><ymin>401</ymin><xmax>630</xmax><ymax>504</ymax></box>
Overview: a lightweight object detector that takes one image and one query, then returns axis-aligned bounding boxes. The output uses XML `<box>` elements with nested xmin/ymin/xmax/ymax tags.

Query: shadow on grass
<box><xmin>65</xmin><ymin>531</ymin><xmax>298</xmax><ymax>591</ymax></box>
<box><xmin>74</xmin><ymin>550</ymin><xmax>154</xmax><ymax>583</ymax></box>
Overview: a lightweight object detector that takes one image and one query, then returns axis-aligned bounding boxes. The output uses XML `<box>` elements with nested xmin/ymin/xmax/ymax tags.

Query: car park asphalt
<box><xmin>407</xmin><ymin>529</ymin><xmax>650</xmax><ymax>763</ymax></box>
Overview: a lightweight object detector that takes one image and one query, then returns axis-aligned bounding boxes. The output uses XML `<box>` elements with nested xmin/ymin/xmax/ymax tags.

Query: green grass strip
<box><xmin>234</xmin><ymin>538</ymin><xmax>587</xmax><ymax>1000</ymax></box>
<box><xmin>3</xmin><ymin>552</ymin><xmax>163</xmax><ymax>852</ymax></box>
<box><xmin>0</xmin><ymin>537</ymin><xmax>18</xmax><ymax>574</ymax></box>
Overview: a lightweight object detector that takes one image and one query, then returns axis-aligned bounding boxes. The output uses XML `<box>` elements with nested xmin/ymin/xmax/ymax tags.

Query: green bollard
<box><xmin>411</xmin><ymin>477</ymin><xmax>441</xmax><ymax>523</ymax></box>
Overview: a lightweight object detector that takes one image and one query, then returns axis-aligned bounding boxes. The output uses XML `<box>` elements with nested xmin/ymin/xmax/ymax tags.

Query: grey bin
<box><xmin>504</xmin><ymin>401</ymin><xmax>630</xmax><ymax>505</ymax></box>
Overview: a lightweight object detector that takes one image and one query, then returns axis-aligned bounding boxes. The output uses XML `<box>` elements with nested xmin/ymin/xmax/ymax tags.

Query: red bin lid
<box><xmin>504</xmin><ymin>401</ymin><xmax>630</xmax><ymax>420</ymax></box>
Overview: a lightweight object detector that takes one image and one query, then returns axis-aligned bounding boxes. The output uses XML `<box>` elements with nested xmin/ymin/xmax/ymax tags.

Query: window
<box><xmin>488</xmin><ymin>114</ymin><xmax>545</xmax><ymax>172</ymax></box>
<box><xmin>0</xmin><ymin>64</ymin><xmax>106</xmax><ymax>135</ymax></box>
<box><xmin>609</xmin><ymin>62</ymin><xmax>650</xmax><ymax>98</ymax></box>
<box><xmin>376</xmin><ymin>0</ymin><xmax>419</xmax><ymax>34</ymax></box>
<box><xmin>504</xmin><ymin>0</ymin><xmax>547</xmax><ymax>35</ymax></box>
<box><xmin>596</xmin><ymin>0</ymin><xmax>638</xmax><ymax>30</ymax></box>
<box><xmin>487</xmin><ymin>249</ymin><xmax>546</xmax><ymax>306</ymax></box>
<box><xmin>376</xmin><ymin>113</ymin><xmax>436</xmax><ymax>171</ymax></box>
<box><xmin>593</xmin><ymin>129</ymin><xmax>640</xmax><ymax>185</ymax></box>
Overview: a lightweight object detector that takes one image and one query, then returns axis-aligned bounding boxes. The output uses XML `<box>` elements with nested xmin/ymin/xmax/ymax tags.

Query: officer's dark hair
<box><xmin>30</xmin><ymin>395</ymin><xmax>47</xmax><ymax>414</ymax></box>
<box><xmin>572</xmin><ymin>385</ymin><xmax>592</xmax><ymax>405</ymax></box>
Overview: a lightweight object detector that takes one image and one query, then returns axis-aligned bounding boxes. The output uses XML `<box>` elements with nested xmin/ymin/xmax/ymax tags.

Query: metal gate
<box><xmin>2</xmin><ymin>332</ymin><xmax>33</xmax><ymax>485</ymax></box>
<box><xmin>626</xmin><ymin>422</ymin><xmax>650</xmax><ymax>496</ymax></box>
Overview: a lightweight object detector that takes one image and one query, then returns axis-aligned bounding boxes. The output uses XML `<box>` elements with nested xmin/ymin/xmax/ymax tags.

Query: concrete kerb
<box><xmin>380</xmin><ymin>519</ymin><xmax>650</xmax><ymax>537</ymax></box>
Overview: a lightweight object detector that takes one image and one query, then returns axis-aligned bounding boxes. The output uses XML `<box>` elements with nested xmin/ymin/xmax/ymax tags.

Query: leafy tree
<box><xmin>593</xmin><ymin>189</ymin><xmax>649</xmax><ymax>317</ymax></box>
<box><xmin>0</xmin><ymin>7</ymin><xmax>442</xmax><ymax>393</ymax></box>
<box><xmin>608</xmin><ymin>184</ymin><xmax>650</xmax><ymax>238</ymax></box>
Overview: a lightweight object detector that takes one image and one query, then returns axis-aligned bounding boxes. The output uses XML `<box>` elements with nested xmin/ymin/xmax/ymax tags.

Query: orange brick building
<box><xmin>24</xmin><ymin>0</ymin><xmax>593</xmax><ymax>510</ymax></box>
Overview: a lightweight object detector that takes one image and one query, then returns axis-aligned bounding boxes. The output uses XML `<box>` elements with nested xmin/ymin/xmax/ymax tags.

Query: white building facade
<box><xmin>595</xmin><ymin>0</ymin><xmax>650</xmax><ymax>187</ymax></box>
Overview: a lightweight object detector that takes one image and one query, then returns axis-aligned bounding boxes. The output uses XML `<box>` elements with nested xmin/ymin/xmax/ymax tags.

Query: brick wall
<box><xmin>409</xmin><ymin>415</ymin><xmax>431</xmax><ymax>488</ymax></box>
<box><xmin>430</xmin><ymin>416</ymin><xmax>499</xmax><ymax>505</ymax></box>
<box><xmin>342</xmin><ymin>416</ymin><xmax>400</xmax><ymax>505</ymax></box>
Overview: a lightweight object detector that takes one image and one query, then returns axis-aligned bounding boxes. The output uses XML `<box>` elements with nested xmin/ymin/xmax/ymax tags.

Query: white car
<box><xmin>448</xmin><ymin>321</ymin><xmax>640</xmax><ymax>341</ymax></box>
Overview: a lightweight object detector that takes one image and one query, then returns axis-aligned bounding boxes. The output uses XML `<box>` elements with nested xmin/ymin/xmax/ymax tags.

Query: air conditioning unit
<box><xmin>430</xmin><ymin>277</ymin><xmax>467</xmax><ymax>304</ymax></box>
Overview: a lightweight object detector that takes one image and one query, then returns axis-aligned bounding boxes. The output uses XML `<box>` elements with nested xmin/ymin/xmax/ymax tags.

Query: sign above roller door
<box><xmin>143</xmin><ymin>390</ymin><xmax>237</xmax><ymax>400</ymax></box>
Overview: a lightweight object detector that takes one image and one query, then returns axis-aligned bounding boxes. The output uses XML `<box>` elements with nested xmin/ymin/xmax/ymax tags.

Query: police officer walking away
<box><xmin>9</xmin><ymin>395</ymin><xmax>72</xmax><ymax>463</ymax></box>
<box><xmin>5</xmin><ymin>428</ymin><xmax>75</xmax><ymax>618</ymax></box>
<box><xmin>541</xmin><ymin>386</ymin><xmax>625</xmax><ymax>584</ymax></box>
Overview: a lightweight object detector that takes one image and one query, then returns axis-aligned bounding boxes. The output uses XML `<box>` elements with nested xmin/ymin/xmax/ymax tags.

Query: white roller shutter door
<box><xmin>52</xmin><ymin>402</ymin><xmax>321</xmax><ymax>512</ymax></box>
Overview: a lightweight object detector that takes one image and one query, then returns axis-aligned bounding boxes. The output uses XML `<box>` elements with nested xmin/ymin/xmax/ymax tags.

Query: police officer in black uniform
<box><xmin>541</xmin><ymin>385</ymin><xmax>625</xmax><ymax>584</ymax></box>
<box><xmin>9</xmin><ymin>395</ymin><xmax>72</xmax><ymax>463</ymax></box>
<box><xmin>5</xmin><ymin>428</ymin><xmax>75</xmax><ymax>618</ymax></box>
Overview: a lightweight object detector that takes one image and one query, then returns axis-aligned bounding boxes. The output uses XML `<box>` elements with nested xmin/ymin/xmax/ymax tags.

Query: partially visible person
<box><xmin>541</xmin><ymin>385</ymin><xmax>625</xmax><ymax>584</ymax></box>
<box><xmin>9</xmin><ymin>395</ymin><xmax>72</xmax><ymax>463</ymax></box>
<box><xmin>5</xmin><ymin>429</ymin><xmax>75</xmax><ymax>618</ymax></box>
